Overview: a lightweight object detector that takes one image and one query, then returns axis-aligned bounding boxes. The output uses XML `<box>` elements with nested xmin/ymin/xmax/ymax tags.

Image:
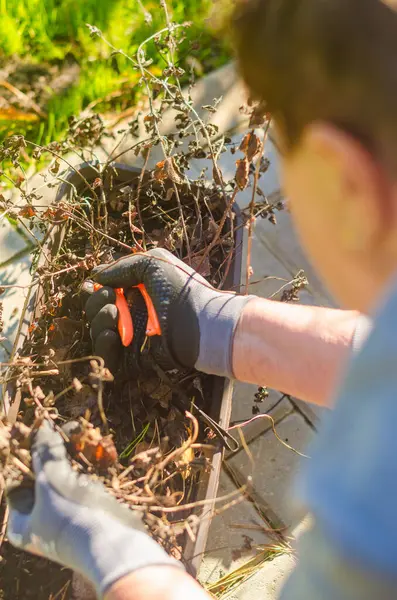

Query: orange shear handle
<box><xmin>136</xmin><ymin>284</ymin><xmax>161</xmax><ymax>337</ymax></box>
<box><xmin>93</xmin><ymin>284</ymin><xmax>133</xmax><ymax>347</ymax></box>
<box><xmin>93</xmin><ymin>283</ymin><xmax>161</xmax><ymax>347</ymax></box>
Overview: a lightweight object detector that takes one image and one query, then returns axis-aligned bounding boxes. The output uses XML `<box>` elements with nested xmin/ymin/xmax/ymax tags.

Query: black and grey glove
<box><xmin>6</xmin><ymin>421</ymin><xmax>181</xmax><ymax>598</ymax></box>
<box><xmin>84</xmin><ymin>248</ymin><xmax>254</xmax><ymax>378</ymax></box>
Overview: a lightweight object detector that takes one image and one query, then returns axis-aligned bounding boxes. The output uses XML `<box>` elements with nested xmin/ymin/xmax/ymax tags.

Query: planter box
<box><xmin>3</xmin><ymin>162</ymin><xmax>243</xmax><ymax>577</ymax></box>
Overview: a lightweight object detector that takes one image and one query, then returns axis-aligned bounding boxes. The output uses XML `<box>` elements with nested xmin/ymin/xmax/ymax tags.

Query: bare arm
<box><xmin>105</xmin><ymin>567</ymin><xmax>211</xmax><ymax>600</ymax></box>
<box><xmin>233</xmin><ymin>298</ymin><xmax>364</xmax><ymax>407</ymax></box>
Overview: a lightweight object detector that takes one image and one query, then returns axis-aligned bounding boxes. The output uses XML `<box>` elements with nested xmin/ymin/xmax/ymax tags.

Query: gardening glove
<box><xmin>85</xmin><ymin>248</ymin><xmax>254</xmax><ymax>378</ymax></box>
<box><xmin>6</xmin><ymin>420</ymin><xmax>181</xmax><ymax>599</ymax></box>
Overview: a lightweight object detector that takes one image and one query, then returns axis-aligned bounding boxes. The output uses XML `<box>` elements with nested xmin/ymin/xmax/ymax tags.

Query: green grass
<box><xmin>119</xmin><ymin>423</ymin><xmax>150</xmax><ymax>460</ymax></box>
<box><xmin>0</xmin><ymin>0</ymin><xmax>230</xmax><ymax>145</ymax></box>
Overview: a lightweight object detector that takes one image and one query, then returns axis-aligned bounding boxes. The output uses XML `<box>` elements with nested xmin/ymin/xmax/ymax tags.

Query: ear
<box><xmin>303</xmin><ymin>123</ymin><xmax>394</xmax><ymax>250</ymax></box>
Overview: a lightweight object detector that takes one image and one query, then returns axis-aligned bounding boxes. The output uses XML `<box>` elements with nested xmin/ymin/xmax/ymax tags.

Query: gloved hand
<box><xmin>6</xmin><ymin>420</ymin><xmax>181</xmax><ymax>598</ymax></box>
<box><xmin>85</xmin><ymin>248</ymin><xmax>254</xmax><ymax>378</ymax></box>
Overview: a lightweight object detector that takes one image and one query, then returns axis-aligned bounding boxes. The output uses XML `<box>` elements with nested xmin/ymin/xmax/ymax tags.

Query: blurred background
<box><xmin>0</xmin><ymin>0</ymin><xmax>230</xmax><ymax>146</ymax></box>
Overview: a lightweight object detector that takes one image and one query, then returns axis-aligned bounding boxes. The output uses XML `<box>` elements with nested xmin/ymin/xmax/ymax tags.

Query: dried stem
<box><xmin>228</xmin><ymin>414</ymin><xmax>309</xmax><ymax>458</ymax></box>
<box><xmin>197</xmin><ymin>188</ymin><xmax>238</xmax><ymax>272</ymax></box>
<box><xmin>149</xmin><ymin>484</ymin><xmax>245</xmax><ymax>514</ymax></box>
<box><xmin>245</xmin><ymin>121</ymin><xmax>271</xmax><ymax>294</ymax></box>
<box><xmin>134</xmin><ymin>147</ymin><xmax>152</xmax><ymax>251</ymax></box>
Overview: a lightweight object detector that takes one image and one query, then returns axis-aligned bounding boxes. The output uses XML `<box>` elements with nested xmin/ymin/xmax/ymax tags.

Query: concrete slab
<box><xmin>230</xmin><ymin>384</ymin><xmax>293</xmax><ymax>447</ymax></box>
<box><xmin>253</xmin><ymin>212</ymin><xmax>334</xmax><ymax>308</ymax></box>
<box><xmin>231</xmin><ymin>382</ymin><xmax>292</xmax><ymax>424</ymax></box>
<box><xmin>199</xmin><ymin>467</ymin><xmax>277</xmax><ymax>586</ymax></box>
<box><xmin>229</xmin><ymin>551</ymin><xmax>296</xmax><ymax>600</ymax></box>
<box><xmin>290</xmin><ymin>397</ymin><xmax>329</xmax><ymax>428</ymax></box>
<box><xmin>0</xmin><ymin>253</ymin><xmax>33</xmax><ymax>349</ymax></box>
<box><xmin>227</xmin><ymin>413</ymin><xmax>314</xmax><ymax>530</ymax></box>
<box><xmin>243</xmin><ymin>228</ymin><xmax>296</xmax><ymax>299</ymax></box>
<box><xmin>0</xmin><ymin>219</ymin><xmax>29</xmax><ymax>265</ymax></box>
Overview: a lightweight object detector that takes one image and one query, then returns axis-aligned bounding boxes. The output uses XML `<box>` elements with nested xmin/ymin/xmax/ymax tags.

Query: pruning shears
<box><xmin>92</xmin><ymin>283</ymin><xmax>239</xmax><ymax>452</ymax></box>
<box><xmin>93</xmin><ymin>283</ymin><xmax>161</xmax><ymax>346</ymax></box>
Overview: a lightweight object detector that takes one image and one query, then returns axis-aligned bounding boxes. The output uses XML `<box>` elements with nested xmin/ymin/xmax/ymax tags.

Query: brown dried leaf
<box><xmin>154</xmin><ymin>157</ymin><xmax>184</xmax><ymax>185</ymax></box>
<box><xmin>239</xmin><ymin>133</ymin><xmax>249</xmax><ymax>154</ymax></box>
<box><xmin>239</xmin><ymin>132</ymin><xmax>263</xmax><ymax>162</ymax></box>
<box><xmin>154</xmin><ymin>159</ymin><xmax>167</xmax><ymax>182</ymax></box>
<box><xmin>65</xmin><ymin>420</ymin><xmax>118</xmax><ymax>468</ymax></box>
<box><xmin>212</xmin><ymin>165</ymin><xmax>225</xmax><ymax>187</ymax></box>
<box><xmin>42</xmin><ymin>206</ymin><xmax>68</xmax><ymax>221</ymax></box>
<box><xmin>235</xmin><ymin>158</ymin><xmax>250</xmax><ymax>190</ymax></box>
<box><xmin>92</xmin><ymin>177</ymin><xmax>103</xmax><ymax>189</ymax></box>
<box><xmin>248</xmin><ymin>134</ymin><xmax>263</xmax><ymax>162</ymax></box>
<box><xmin>260</xmin><ymin>157</ymin><xmax>270</xmax><ymax>174</ymax></box>
<box><xmin>18</xmin><ymin>205</ymin><xmax>36</xmax><ymax>218</ymax></box>
<box><xmin>164</xmin><ymin>156</ymin><xmax>184</xmax><ymax>185</ymax></box>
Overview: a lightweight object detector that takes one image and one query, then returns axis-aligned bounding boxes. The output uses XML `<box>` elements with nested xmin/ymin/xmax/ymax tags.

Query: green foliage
<box><xmin>0</xmin><ymin>0</ymin><xmax>230</xmax><ymax>144</ymax></box>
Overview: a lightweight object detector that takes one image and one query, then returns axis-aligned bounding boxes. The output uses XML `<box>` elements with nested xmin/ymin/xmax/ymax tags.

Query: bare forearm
<box><xmin>105</xmin><ymin>567</ymin><xmax>211</xmax><ymax>600</ymax></box>
<box><xmin>233</xmin><ymin>298</ymin><xmax>362</xmax><ymax>406</ymax></box>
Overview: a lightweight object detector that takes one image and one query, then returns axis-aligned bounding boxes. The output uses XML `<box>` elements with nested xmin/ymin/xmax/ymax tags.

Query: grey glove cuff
<box><xmin>196</xmin><ymin>294</ymin><xmax>255</xmax><ymax>377</ymax></box>
<box><xmin>58</xmin><ymin>508</ymin><xmax>182</xmax><ymax>598</ymax></box>
<box><xmin>100</xmin><ymin>530</ymin><xmax>182</xmax><ymax>597</ymax></box>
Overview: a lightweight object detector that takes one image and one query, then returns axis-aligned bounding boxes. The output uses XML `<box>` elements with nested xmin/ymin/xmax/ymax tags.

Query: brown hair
<box><xmin>233</xmin><ymin>0</ymin><xmax>397</xmax><ymax>165</ymax></box>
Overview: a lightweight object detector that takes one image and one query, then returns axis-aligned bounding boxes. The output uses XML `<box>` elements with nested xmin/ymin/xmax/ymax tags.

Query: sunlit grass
<box><xmin>0</xmin><ymin>0</ymin><xmax>230</xmax><ymax>144</ymax></box>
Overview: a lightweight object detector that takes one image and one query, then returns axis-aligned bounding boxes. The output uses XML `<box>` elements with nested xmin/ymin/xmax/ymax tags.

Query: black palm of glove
<box><xmin>84</xmin><ymin>248</ymin><xmax>253</xmax><ymax>378</ymax></box>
